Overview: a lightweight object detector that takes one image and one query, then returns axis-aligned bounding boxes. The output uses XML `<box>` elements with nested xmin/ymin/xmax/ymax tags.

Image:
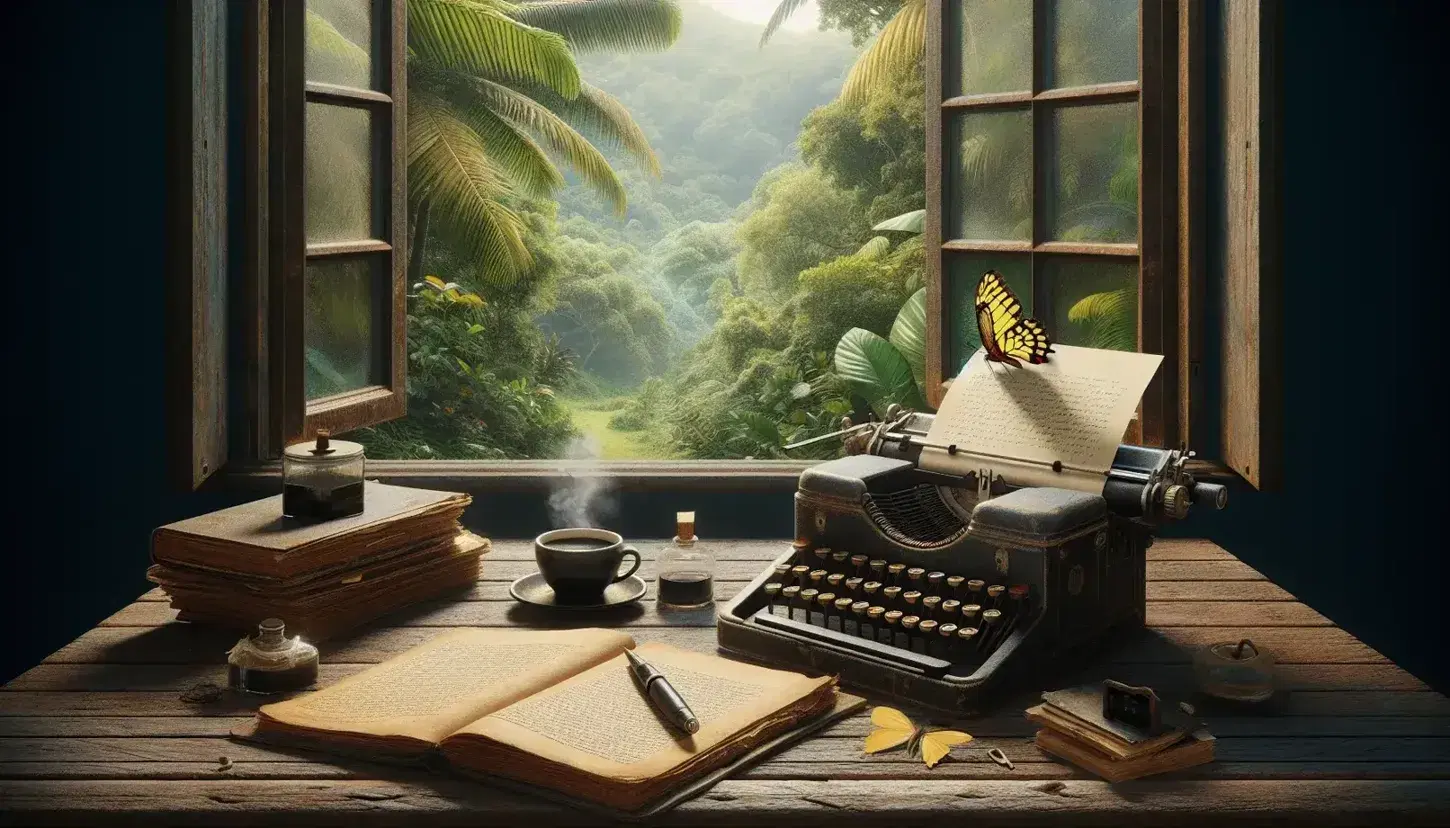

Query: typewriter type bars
<box><xmin>749</xmin><ymin>545</ymin><xmax>1032</xmax><ymax>680</ymax></box>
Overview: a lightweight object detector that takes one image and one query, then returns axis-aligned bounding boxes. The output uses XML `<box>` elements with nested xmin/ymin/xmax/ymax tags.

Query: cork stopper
<box><xmin>676</xmin><ymin>511</ymin><xmax>696</xmax><ymax>541</ymax></box>
<box><xmin>310</xmin><ymin>429</ymin><xmax>334</xmax><ymax>455</ymax></box>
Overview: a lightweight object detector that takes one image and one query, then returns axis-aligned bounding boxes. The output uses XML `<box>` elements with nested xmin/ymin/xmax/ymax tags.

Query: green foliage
<box><xmin>736</xmin><ymin>165</ymin><xmax>867</xmax><ymax>299</ymax></box>
<box><xmin>835</xmin><ymin>327</ymin><xmax>925</xmax><ymax>415</ymax></box>
<box><xmin>761</xmin><ymin>0</ymin><xmax>923</xmax><ymax>104</ymax></box>
<box><xmin>1068</xmin><ymin>287</ymin><xmax>1137</xmax><ymax>352</ymax></box>
<box><xmin>889</xmin><ymin>287</ymin><xmax>927</xmax><ymax>386</ymax></box>
<box><xmin>792</xmin><ymin>252</ymin><xmax>913</xmax><ymax>354</ymax></box>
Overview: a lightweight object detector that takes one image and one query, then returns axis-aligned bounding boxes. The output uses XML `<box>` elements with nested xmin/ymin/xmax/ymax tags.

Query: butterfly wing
<box><xmin>919</xmin><ymin>730</ymin><xmax>974</xmax><ymax>769</ymax></box>
<box><xmin>974</xmin><ymin>270</ymin><xmax>1054</xmax><ymax>365</ymax></box>
<box><xmin>863</xmin><ymin>706</ymin><xmax>917</xmax><ymax>754</ymax></box>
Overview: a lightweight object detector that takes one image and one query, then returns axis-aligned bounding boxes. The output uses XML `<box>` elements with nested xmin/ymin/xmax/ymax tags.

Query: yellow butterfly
<box><xmin>975</xmin><ymin>270</ymin><xmax>1055</xmax><ymax>367</ymax></box>
<box><xmin>863</xmin><ymin>706</ymin><xmax>973</xmax><ymax>769</ymax></box>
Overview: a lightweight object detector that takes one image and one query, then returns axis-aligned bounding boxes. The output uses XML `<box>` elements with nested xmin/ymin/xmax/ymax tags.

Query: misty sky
<box><xmin>698</xmin><ymin>0</ymin><xmax>820</xmax><ymax>31</ymax></box>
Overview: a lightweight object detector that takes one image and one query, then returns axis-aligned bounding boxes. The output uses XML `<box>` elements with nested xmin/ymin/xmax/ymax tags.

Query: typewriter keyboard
<box><xmin>751</xmin><ymin>546</ymin><xmax>1033</xmax><ymax>677</ymax></box>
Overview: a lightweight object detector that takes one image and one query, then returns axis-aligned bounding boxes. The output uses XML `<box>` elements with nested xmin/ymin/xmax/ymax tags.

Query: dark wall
<box><xmin>3</xmin><ymin>0</ymin><xmax>1446</xmax><ymax>693</ymax></box>
<box><xmin>1187</xmin><ymin>0</ymin><xmax>1450</xmax><ymax>695</ymax></box>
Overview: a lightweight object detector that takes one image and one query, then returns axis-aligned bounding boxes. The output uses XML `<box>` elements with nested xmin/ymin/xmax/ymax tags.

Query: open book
<box><xmin>244</xmin><ymin>629</ymin><xmax>841</xmax><ymax>812</ymax></box>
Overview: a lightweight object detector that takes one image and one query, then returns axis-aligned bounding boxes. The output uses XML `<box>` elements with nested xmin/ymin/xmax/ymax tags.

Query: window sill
<box><xmin>211</xmin><ymin>459</ymin><xmax>810</xmax><ymax>496</ymax></box>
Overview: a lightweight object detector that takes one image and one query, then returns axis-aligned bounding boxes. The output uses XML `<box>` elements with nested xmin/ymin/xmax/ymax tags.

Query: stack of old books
<box><xmin>149</xmin><ymin>482</ymin><xmax>486</xmax><ymax>640</ymax></box>
<box><xmin>1027</xmin><ymin>684</ymin><xmax>1215</xmax><ymax>782</ymax></box>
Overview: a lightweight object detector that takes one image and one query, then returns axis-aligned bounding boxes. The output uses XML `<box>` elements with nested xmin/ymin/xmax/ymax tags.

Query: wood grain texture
<box><xmin>923</xmin><ymin>0</ymin><xmax>945</xmax><ymax>409</ymax></box>
<box><xmin>2</xmin><ymin>538</ymin><xmax>1447</xmax><ymax>825</ymax></box>
<box><xmin>1220</xmin><ymin>0</ymin><xmax>1283</xmax><ymax>489</ymax></box>
<box><xmin>167</xmin><ymin>0</ymin><xmax>229</xmax><ymax>488</ymax></box>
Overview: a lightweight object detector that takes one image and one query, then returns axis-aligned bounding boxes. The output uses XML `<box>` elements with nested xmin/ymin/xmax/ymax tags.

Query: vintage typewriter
<box><xmin>718</xmin><ymin>407</ymin><xmax>1228</xmax><ymax>716</ymax></box>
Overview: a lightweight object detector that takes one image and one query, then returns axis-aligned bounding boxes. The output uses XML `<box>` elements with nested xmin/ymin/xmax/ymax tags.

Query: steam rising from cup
<box><xmin>548</xmin><ymin>435</ymin><xmax>617</xmax><ymax>529</ymax></box>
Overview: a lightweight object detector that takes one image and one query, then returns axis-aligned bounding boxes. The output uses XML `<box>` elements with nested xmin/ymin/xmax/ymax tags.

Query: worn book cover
<box><xmin>237</xmin><ymin>628</ymin><xmax>857</xmax><ymax>813</ymax></box>
<box><xmin>1035</xmin><ymin>726</ymin><xmax>1216</xmax><ymax>783</ymax></box>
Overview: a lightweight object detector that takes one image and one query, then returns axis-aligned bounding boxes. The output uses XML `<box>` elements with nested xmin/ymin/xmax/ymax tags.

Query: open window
<box><xmin>275</xmin><ymin>0</ymin><xmax>409</xmax><ymax>442</ymax></box>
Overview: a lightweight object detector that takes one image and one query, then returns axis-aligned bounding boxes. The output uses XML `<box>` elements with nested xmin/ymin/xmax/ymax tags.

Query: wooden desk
<box><xmin>2</xmin><ymin>539</ymin><xmax>1447</xmax><ymax>825</ymax></box>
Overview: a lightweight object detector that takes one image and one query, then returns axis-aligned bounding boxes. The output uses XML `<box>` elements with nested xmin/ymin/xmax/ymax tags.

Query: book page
<box><xmin>447</xmin><ymin>642</ymin><xmax>832</xmax><ymax>780</ymax></box>
<box><xmin>923</xmin><ymin>345</ymin><xmax>1163</xmax><ymax>493</ymax></box>
<box><xmin>258</xmin><ymin>628</ymin><xmax>634</xmax><ymax>746</ymax></box>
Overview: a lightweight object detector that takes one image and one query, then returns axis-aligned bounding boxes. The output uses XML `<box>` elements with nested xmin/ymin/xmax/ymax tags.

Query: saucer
<box><xmin>509</xmin><ymin>573</ymin><xmax>647</xmax><ymax>610</ymax></box>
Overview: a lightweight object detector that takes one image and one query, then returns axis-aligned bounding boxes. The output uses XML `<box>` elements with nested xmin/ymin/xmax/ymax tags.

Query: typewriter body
<box><xmin>718</xmin><ymin>410</ymin><xmax>1228</xmax><ymax>716</ymax></box>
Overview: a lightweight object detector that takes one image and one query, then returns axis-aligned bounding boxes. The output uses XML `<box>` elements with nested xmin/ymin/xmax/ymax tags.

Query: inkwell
<box><xmin>283</xmin><ymin>430</ymin><xmax>366</xmax><ymax>520</ymax></box>
<box><xmin>227</xmin><ymin>618</ymin><xmax>320</xmax><ymax>694</ymax></box>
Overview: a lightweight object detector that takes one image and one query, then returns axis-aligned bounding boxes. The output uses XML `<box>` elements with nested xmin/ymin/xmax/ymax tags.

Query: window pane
<box><xmin>1043</xmin><ymin>258</ymin><xmax>1137</xmax><ymax>351</ymax></box>
<box><xmin>959</xmin><ymin>0</ymin><xmax>1032</xmax><ymax>96</ymax></box>
<box><xmin>946</xmin><ymin>253</ymin><xmax>1032</xmax><ymax>374</ymax></box>
<box><xmin>1046</xmin><ymin>102</ymin><xmax>1138</xmax><ymax>242</ymax></box>
<box><xmin>306</xmin><ymin>0</ymin><xmax>374</xmax><ymax>90</ymax></box>
<box><xmin>1046</xmin><ymin>0</ymin><xmax>1138</xmax><ymax>89</ymax></box>
<box><xmin>306</xmin><ymin>103</ymin><xmax>375</xmax><ymax>244</ymax></box>
<box><xmin>949</xmin><ymin>109</ymin><xmax>1032</xmax><ymax>241</ymax></box>
<box><xmin>305</xmin><ymin>257</ymin><xmax>379</xmax><ymax>398</ymax></box>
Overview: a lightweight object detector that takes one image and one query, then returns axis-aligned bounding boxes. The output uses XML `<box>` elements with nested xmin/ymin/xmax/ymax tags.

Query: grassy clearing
<box><xmin>560</xmin><ymin>397</ymin><xmax>675</xmax><ymax>460</ymax></box>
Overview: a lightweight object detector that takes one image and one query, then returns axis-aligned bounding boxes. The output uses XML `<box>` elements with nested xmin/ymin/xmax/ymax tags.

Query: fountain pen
<box><xmin>625</xmin><ymin>648</ymin><xmax>700</xmax><ymax>734</ymax></box>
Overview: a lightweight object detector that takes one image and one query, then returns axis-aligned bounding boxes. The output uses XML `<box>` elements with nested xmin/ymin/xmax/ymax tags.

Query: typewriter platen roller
<box><xmin>717</xmin><ymin>410</ymin><xmax>1228</xmax><ymax>716</ymax></box>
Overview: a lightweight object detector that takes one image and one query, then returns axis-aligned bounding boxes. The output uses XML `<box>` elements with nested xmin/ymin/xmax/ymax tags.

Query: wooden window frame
<box><xmin>273</xmin><ymin>0</ymin><xmax>408</xmax><ymax>443</ymax></box>
<box><xmin>924</xmin><ymin>0</ymin><xmax>1179</xmax><ymax>448</ymax></box>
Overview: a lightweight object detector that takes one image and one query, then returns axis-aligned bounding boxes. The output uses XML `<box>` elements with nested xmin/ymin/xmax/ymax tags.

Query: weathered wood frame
<box><xmin>273</xmin><ymin>0</ymin><xmax>408</xmax><ymax>443</ymax></box>
<box><xmin>925</xmin><ymin>0</ymin><xmax>1179</xmax><ymax>448</ymax></box>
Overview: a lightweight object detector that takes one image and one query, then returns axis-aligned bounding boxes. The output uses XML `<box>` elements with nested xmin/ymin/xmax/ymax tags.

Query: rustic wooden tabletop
<box><xmin>2</xmin><ymin>539</ymin><xmax>1447</xmax><ymax>825</ymax></box>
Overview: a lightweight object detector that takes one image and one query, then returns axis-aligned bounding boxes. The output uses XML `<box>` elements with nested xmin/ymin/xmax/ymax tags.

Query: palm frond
<box><xmin>439</xmin><ymin>78</ymin><xmax>566</xmax><ymax>199</ymax></box>
<box><xmin>1068</xmin><ymin>287</ymin><xmax>1137</xmax><ymax>352</ymax></box>
<box><xmin>409</xmin><ymin>0</ymin><xmax>581</xmax><ymax>99</ymax></box>
<box><xmin>408</xmin><ymin>94</ymin><xmax>533</xmax><ymax>280</ymax></box>
<box><xmin>512</xmin><ymin>0</ymin><xmax>682</xmax><ymax>53</ymax></box>
<box><xmin>461</xmin><ymin>78</ymin><xmax>629</xmax><ymax>213</ymax></box>
<box><xmin>518</xmin><ymin>81</ymin><xmax>661</xmax><ymax>177</ymax></box>
<box><xmin>839</xmin><ymin>0</ymin><xmax>926</xmax><ymax>104</ymax></box>
<box><xmin>306</xmin><ymin>10</ymin><xmax>369</xmax><ymax>73</ymax></box>
<box><xmin>759</xmin><ymin>0</ymin><xmax>813</xmax><ymax>48</ymax></box>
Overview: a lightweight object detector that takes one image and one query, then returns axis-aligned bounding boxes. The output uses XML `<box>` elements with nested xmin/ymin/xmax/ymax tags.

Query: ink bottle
<box><xmin>656</xmin><ymin>511</ymin><xmax>715</xmax><ymax>610</ymax></box>
<box><xmin>282</xmin><ymin>430</ymin><xmax>365</xmax><ymax>520</ymax></box>
<box><xmin>227</xmin><ymin>618</ymin><xmax>320</xmax><ymax>694</ymax></box>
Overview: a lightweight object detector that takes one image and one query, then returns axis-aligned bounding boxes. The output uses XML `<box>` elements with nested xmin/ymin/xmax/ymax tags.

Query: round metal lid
<box><xmin>283</xmin><ymin>430</ymin><xmax>365</xmax><ymax>461</ymax></box>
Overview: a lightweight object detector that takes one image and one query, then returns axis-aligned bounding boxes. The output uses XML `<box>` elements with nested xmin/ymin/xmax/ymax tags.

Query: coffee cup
<box><xmin>534</xmin><ymin>528</ymin><xmax>642</xmax><ymax>602</ymax></box>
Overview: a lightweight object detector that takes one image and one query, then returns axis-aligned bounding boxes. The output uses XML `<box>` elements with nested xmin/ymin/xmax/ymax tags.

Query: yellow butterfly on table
<box><xmin>975</xmin><ymin>270</ymin><xmax>1055</xmax><ymax>367</ymax></box>
<box><xmin>863</xmin><ymin>706</ymin><xmax>973</xmax><ymax>769</ymax></box>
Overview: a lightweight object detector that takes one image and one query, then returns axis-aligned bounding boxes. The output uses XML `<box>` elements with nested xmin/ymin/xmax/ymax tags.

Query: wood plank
<box><xmin>138</xmin><ymin>578</ymin><xmax>1287</xmax><ymax>603</ymax></box>
<box><xmin>101</xmin><ymin>597</ymin><xmax>1311</xmax><ymax>630</ymax></box>
<box><xmin>6</xmin><ymin>714</ymin><xmax>1446</xmax><ymax>741</ymax></box>
<box><xmin>467</xmin><ymin>538</ymin><xmax>1235</xmax><ymax>563</ymax></box>
<box><xmin>1</xmin><ymin>779</ymin><xmax>1447</xmax><ymax>825</ymax></box>
<box><xmin>35</xmin><ymin>624</ymin><xmax>1392</xmax><ymax>669</ymax></box>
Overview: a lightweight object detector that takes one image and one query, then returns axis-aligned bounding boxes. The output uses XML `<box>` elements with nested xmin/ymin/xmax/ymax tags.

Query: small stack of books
<box><xmin>149</xmin><ymin>482</ymin><xmax>486</xmax><ymax>640</ymax></box>
<box><xmin>1027</xmin><ymin>684</ymin><xmax>1215</xmax><ymax>782</ymax></box>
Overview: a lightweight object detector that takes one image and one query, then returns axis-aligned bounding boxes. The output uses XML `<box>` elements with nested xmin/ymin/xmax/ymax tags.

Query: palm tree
<box><xmin>760</xmin><ymin>0</ymin><xmax>924</xmax><ymax>103</ymax></box>
<box><xmin>398</xmin><ymin>0</ymin><xmax>681</xmax><ymax>282</ymax></box>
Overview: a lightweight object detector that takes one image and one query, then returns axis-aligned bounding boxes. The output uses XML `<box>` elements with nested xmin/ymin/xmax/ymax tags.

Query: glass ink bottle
<box><xmin>656</xmin><ymin>511</ymin><xmax>715</xmax><ymax>610</ymax></box>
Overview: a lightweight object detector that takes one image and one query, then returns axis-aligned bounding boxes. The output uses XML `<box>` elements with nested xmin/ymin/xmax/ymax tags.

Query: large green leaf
<box><xmin>890</xmin><ymin>288</ymin><xmax>928</xmax><ymax>387</ymax></box>
<box><xmin>759</xmin><ymin>0</ymin><xmax>813</xmax><ymax>47</ymax></box>
<box><xmin>409</xmin><ymin>0</ymin><xmax>581</xmax><ymax>99</ymax></box>
<box><xmin>1068</xmin><ymin>287</ymin><xmax>1137</xmax><ymax>352</ymax></box>
<box><xmin>873</xmin><ymin>208</ymin><xmax>925</xmax><ymax>233</ymax></box>
<box><xmin>835</xmin><ymin>328</ymin><xmax>926</xmax><ymax>415</ymax></box>
<box><xmin>512</xmin><ymin>0</ymin><xmax>682</xmax><ymax>54</ymax></box>
<box><xmin>840</xmin><ymin>0</ymin><xmax>925</xmax><ymax>104</ymax></box>
<box><xmin>408</xmin><ymin>95</ymin><xmax>533</xmax><ymax>280</ymax></box>
<box><xmin>455</xmin><ymin>77</ymin><xmax>631</xmax><ymax>212</ymax></box>
<box><xmin>856</xmin><ymin>236</ymin><xmax>891</xmax><ymax>259</ymax></box>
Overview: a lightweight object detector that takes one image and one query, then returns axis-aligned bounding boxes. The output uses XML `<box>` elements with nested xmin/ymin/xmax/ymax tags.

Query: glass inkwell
<box><xmin>657</xmin><ymin>511</ymin><xmax>716</xmax><ymax>610</ymax></box>
<box><xmin>227</xmin><ymin>618</ymin><xmax>320</xmax><ymax>694</ymax></box>
<box><xmin>283</xmin><ymin>430</ymin><xmax>365</xmax><ymax>520</ymax></box>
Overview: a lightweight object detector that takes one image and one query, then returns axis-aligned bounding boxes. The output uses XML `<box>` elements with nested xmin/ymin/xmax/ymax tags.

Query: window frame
<box><xmin>924</xmin><ymin>0</ymin><xmax>1179</xmax><ymax>448</ymax></box>
<box><xmin>187</xmin><ymin>0</ymin><xmax>1267</xmax><ymax>497</ymax></box>
<box><xmin>274</xmin><ymin>0</ymin><xmax>409</xmax><ymax>443</ymax></box>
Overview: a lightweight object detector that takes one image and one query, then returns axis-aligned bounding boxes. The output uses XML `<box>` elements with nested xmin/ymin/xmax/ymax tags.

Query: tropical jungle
<box><xmin>301</xmin><ymin>0</ymin><xmax>1140</xmax><ymax>460</ymax></box>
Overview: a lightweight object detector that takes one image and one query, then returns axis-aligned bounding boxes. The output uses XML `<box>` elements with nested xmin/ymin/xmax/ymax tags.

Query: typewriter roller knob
<box><xmin>1164</xmin><ymin>483</ymin><xmax>1191</xmax><ymax>520</ymax></box>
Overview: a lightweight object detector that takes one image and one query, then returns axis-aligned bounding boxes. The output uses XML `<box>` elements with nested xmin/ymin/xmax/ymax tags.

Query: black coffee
<box><xmin>658</xmin><ymin>572</ymin><xmax>714</xmax><ymax>608</ymax></box>
<box><xmin>547</xmin><ymin>539</ymin><xmax>615</xmax><ymax>552</ymax></box>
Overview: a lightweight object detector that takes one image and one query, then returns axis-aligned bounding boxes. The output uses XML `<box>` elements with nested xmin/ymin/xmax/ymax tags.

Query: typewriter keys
<box><xmin>866</xmin><ymin>605</ymin><xmax>885</xmax><ymax>638</ymax></box>
<box><xmin>987</xmin><ymin>584</ymin><xmax>1006</xmax><ymax>607</ymax></box>
<box><xmin>882</xmin><ymin>585</ymin><xmax>903</xmax><ymax>607</ymax></box>
<box><xmin>781</xmin><ymin>585</ymin><xmax>801</xmax><ymax>619</ymax></box>
<box><xmin>926</xmin><ymin>571</ymin><xmax>946</xmax><ymax>594</ymax></box>
<box><xmin>845</xmin><ymin>577</ymin><xmax>864</xmax><ymax>594</ymax></box>
<box><xmin>903</xmin><ymin>590</ymin><xmax>922</xmax><ymax>609</ymax></box>
<box><xmin>809</xmin><ymin>569</ymin><xmax>828</xmax><ymax>587</ymax></box>
<box><xmin>813</xmin><ymin>547</ymin><xmax>832</xmax><ymax>564</ymax></box>
<box><xmin>958</xmin><ymin>626</ymin><xmax>979</xmax><ymax>645</ymax></box>
<box><xmin>772</xmin><ymin>563</ymin><xmax>791</xmax><ymax>582</ymax></box>
<box><xmin>850</xmin><ymin>554</ymin><xmax>869</xmax><ymax>576</ymax></box>
<box><xmin>961</xmin><ymin>604</ymin><xmax>982</xmax><ymax>624</ymax></box>
<box><xmin>918</xmin><ymin>618</ymin><xmax>939</xmax><ymax>645</ymax></box>
<box><xmin>922</xmin><ymin>595</ymin><xmax>942</xmax><ymax>619</ymax></box>
<box><xmin>826</xmin><ymin>573</ymin><xmax>846</xmax><ymax>590</ymax></box>
<box><xmin>979</xmin><ymin>609</ymin><xmax>1002</xmax><ymax>650</ymax></box>
<box><xmin>832</xmin><ymin>550</ymin><xmax>851</xmax><ymax>568</ymax></box>
<box><xmin>791</xmin><ymin>565</ymin><xmax>811</xmax><ymax>587</ymax></box>
<box><xmin>869</xmin><ymin>560</ymin><xmax>888</xmax><ymax>580</ymax></box>
<box><xmin>763</xmin><ymin>582</ymin><xmax>782</xmax><ymax>613</ymax></box>
<box><xmin>887</xmin><ymin>563</ymin><xmax>907</xmax><ymax>586</ymax></box>
<box><xmin>799</xmin><ymin>588</ymin><xmax>819</xmax><ymax>619</ymax></box>
<box><xmin>967</xmin><ymin>579</ymin><xmax>986</xmax><ymax>602</ymax></box>
<box><xmin>946</xmin><ymin>575</ymin><xmax>965</xmax><ymax>598</ymax></box>
<box><xmin>835</xmin><ymin>597</ymin><xmax>854</xmax><ymax>628</ymax></box>
<box><xmin>884</xmin><ymin>610</ymin><xmax>903</xmax><ymax>644</ymax></box>
<box><xmin>816</xmin><ymin>592</ymin><xmax>836</xmax><ymax>625</ymax></box>
<box><xmin>906</xmin><ymin>567</ymin><xmax>926</xmax><ymax>585</ymax></box>
<box><xmin>863</xmin><ymin>581</ymin><xmax>882</xmax><ymax>597</ymax></box>
<box><xmin>941</xmin><ymin>599</ymin><xmax>961</xmax><ymax>619</ymax></box>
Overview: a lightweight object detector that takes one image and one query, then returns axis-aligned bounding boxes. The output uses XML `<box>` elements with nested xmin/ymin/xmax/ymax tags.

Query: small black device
<box><xmin>1102</xmin><ymin>679</ymin><xmax>1160</xmax><ymax>732</ymax></box>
